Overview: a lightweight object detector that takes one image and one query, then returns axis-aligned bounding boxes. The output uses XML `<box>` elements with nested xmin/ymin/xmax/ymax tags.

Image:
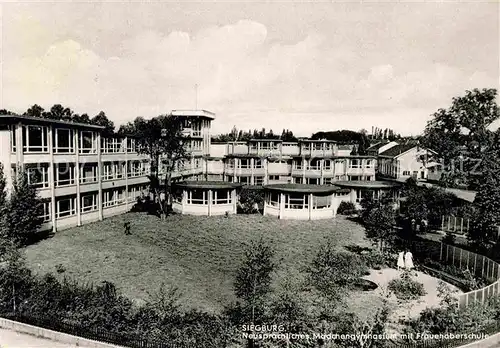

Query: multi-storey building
<box><xmin>0</xmin><ymin>114</ymin><xmax>152</xmax><ymax>232</ymax></box>
<box><xmin>208</xmin><ymin>139</ymin><xmax>376</xmax><ymax>186</ymax></box>
<box><xmin>377</xmin><ymin>143</ymin><xmax>434</xmax><ymax>181</ymax></box>
<box><xmin>0</xmin><ymin>108</ymin><xmax>395</xmax><ymax>224</ymax></box>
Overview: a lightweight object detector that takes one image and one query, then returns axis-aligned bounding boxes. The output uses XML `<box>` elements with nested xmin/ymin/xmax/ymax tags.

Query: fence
<box><xmin>441</xmin><ymin>216</ymin><xmax>470</xmax><ymax>235</ymax></box>
<box><xmin>0</xmin><ymin>313</ymin><xmax>173</xmax><ymax>348</ymax></box>
<box><xmin>412</xmin><ymin>239</ymin><xmax>500</xmax><ymax>310</ymax></box>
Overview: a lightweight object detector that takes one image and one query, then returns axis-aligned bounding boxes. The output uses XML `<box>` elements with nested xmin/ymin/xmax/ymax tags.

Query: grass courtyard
<box><xmin>23</xmin><ymin>213</ymin><xmax>371</xmax><ymax>314</ymax></box>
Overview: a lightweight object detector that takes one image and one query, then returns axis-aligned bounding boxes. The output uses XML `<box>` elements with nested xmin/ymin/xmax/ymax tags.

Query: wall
<box><xmin>397</xmin><ymin>147</ymin><xmax>429</xmax><ymax>180</ymax></box>
<box><xmin>0</xmin><ymin>317</ymin><xmax>124</xmax><ymax>348</ymax></box>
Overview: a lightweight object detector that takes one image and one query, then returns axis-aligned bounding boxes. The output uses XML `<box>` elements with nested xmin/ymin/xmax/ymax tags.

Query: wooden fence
<box><xmin>441</xmin><ymin>216</ymin><xmax>470</xmax><ymax>235</ymax></box>
<box><xmin>412</xmin><ymin>239</ymin><xmax>500</xmax><ymax>310</ymax></box>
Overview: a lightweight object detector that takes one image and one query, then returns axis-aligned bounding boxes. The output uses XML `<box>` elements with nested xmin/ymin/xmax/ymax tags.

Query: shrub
<box><xmin>388</xmin><ymin>272</ymin><xmax>427</xmax><ymax>301</ymax></box>
<box><xmin>238</xmin><ymin>187</ymin><xmax>263</xmax><ymax>214</ymax></box>
<box><xmin>442</xmin><ymin>232</ymin><xmax>456</xmax><ymax>245</ymax></box>
<box><xmin>337</xmin><ymin>201</ymin><xmax>356</xmax><ymax>215</ymax></box>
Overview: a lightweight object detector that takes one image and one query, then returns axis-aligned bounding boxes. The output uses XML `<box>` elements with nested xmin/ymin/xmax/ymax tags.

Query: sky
<box><xmin>0</xmin><ymin>1</ymin><xmax>498</xmax><ymax>136</ymax></box>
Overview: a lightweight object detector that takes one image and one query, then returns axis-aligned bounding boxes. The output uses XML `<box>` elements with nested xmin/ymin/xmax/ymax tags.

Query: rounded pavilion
<box><xmin>262</xmin><ymin>184</ymin><xmax>351</xmax><ymax>220</ymax></box>
<box><xmin>172</xmin><ymin>181</ymin><xmax>243</xmax><ymax>216</ymax></box>
<box><xmin>333</xmin><ymin>180</ymin><xmax>402</xmax><ymax>208</ymax></box>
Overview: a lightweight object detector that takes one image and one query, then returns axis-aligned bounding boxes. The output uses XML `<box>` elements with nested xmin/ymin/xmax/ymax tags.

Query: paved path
<box><xmin>0</xmin><ymin>328</ymin><xmax>89</xmax><ymax>347</ymax></box>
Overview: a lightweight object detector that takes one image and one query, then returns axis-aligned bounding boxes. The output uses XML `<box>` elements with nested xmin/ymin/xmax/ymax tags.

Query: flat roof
<box><xmin>171</xmin><ymin>110</ymin><xmax>215</xmax><ymax>119</ymax></box>
<box><xmin>249</xmin><ymin>139</ymin><xmax>283</xmax><ymax>142</ymax></box>
<box><xmin>334</xmin><ymin>180</ymin><xmax>402</xmax><ymax>189</ymax></box>
<box><xmin>0</xmin><ymin>114</ymin><xmax>105</xmax><ymax>130</ymax></box>
<box><xmin>263</xmin><ymin>183</ymin><xmax>350</xmax><ymax>194</ymax></box>
<box><xmin>174</xmin><ymin>181</ymin><xmax>242</xmax><ymax>190</ymax></box>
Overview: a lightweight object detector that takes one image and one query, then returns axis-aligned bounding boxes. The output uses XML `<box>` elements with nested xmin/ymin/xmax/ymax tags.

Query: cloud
<box><xmin>3</xmin><ymin>18</ymin><xmax>497</xmax><ymax>136</ymax></box>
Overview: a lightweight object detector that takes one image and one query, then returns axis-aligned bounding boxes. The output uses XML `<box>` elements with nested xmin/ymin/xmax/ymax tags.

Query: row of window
<box><xmin>225</xmin><ymin>175</ymin><xmax>375</xmax><ymax>185</ymax></box>
<box><xmin>12</xmin><ymin>125</ymin><xmax>141</xmax><ymax>154</ymax></box>
<box><xmin>40</xmin><ymin>185</ymin><xmax>148</xmax><ymax>221</ymax></box>
<box><xmin>25</xmin><ymin>161</ymin><xmax>150</xmax><ymax>188</ymax></box>
<box><xmin>184</xmin><ymin>189</ymin><xmax>233</xmax><ymax>205</ymax></box>
<box><xmin>266</xmin><ymin>193</ymin><xmax>332</xmax><ymax>209</ymax></box>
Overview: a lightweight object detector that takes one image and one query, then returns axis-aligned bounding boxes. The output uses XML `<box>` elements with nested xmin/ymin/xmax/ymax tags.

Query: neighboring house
<box><xmin>366</xmin><ymin>141</ymin><xmax>399</xmax><ymax>156</ymax></box>
<box><xmin>377</xmin><ymin>143</ymin><xmax>436</xmax><ymax>181</ymax></box>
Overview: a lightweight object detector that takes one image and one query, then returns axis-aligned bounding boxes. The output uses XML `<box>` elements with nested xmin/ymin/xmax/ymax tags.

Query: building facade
<box><xmin>377</xmin><ymin>144</ymin><xmax>434</xmax><ymax>181</ymax></box>
<box><xmin>0</xmin><ymin>109</ymin><xmax>387</xmax><ymax>227</ymax></box>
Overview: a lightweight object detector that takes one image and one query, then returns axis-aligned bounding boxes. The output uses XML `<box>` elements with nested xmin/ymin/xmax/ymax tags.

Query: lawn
<box><xmin>23</xmin><ymin>213</ymin><xmax>370</xmax><ymax>313</ymax></box>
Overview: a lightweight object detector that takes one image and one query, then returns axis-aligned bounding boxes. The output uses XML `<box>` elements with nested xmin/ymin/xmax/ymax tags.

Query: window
<box><xmin>268</xmin><ymin>192</ymin><xmax>279</xmax><ymax>207</ymax></box>
<box><xmin>227</xmin><ymin>160</ymin><xmax>235</xmax><ymax>169</ymax></box>
<box><xmin>239</xmin><ymin>159</ymin><xmax>250</xmax><ymax>169</ymax></box>
<box><xmin>55</xmin><ymin>164</ymin><xmax>75</xmax><ymax>186</ymax></box>
<box><xmin>350</xmin><ymin>176</ymin><xmax>360</xmax><ymax>181</ymax></box>
<box><xmin>128</xmin><ymin>161</ymin><xmax>141</xmax><ymax>177</ymax></box>
<box><xmin>127</xmin><ymin>138</ymin><xmax>136</xmax><ymax>153</ymax></box>
<box><xmin>313</xmin><ymin>195</ymin><xmax>331</xmax><ymax>209</ymax></box>
<box><xmin>350</xmin><ymin>159</ymin><xmax>360</xmax><ymax>168</ymax></box>
<box><xmin>80</xmin><ymin>164</ymin><xmax>98</xmax><ymax>183</ymax></box>
<box><xmin>294</xmin><ymin>177</ymin><xmax>303</xmax><ymax>184</ymax></box>
<box><xmin>192</xmin><ymin>121</ymin><xmax>202</xmax><ymax>137</ymax></box>
<box><xmin>103</xmin><ymin>163</ymin><xmax>113</xmax><ymax>181</ymax></box>
<box><xmin>324</xmin><ymin>160</ymin><xmax>332</xmax><ymax>170</ymax></box>
<box><xmin>56</xmin><ymin>196</ymin><xmax>76</xmax><ymax>218</ymax></box>
<box><xmin>313</xmin><ymin>143</ymin><xmax>322</xmax><ymax>151</ymax></box>
<box><xmin>402</xmin><ymin>171</ymin><xmax>411</xmax><ymax>176</ymax></box>
<box><xmin>254</xmin><ymin>159</ymin><xmax>263</xmax><ymax>169</ymax></box>
<box><xmin>54</xmin><ymin>128</ymin><xmax>75</xmax><ymax>153</ymax></box>
<box><xmin>103</xmin><ymin>188</ymin><xmax>126</xmax><ymax>207</ymax></box>
<box><xmin>102</xmin><ymin>138</ymin><xmax>123</xmax><ymax>153</ymax></box>
<box><xmin>285</xmin><ymin>193</ymin><xmax>308</xmax><ymax>209</ymax></box>
<box><xmin>324</xmin><ymin>177</ymin><xmax>333</xmax><ymax>185</ymax></box>
<box><xmin>308</xmin><ymin>178</ymin><xmax>319</xmax><ymax>185</ymax></box>
<box><xmin>239</xmin><ymin>176</ymin><xmax>250</xmax><ymax>184</ymax></box>
<box><xmin>10</xmin><ymin>125</ymin><xmax>16</xmax><ymax>152</ymax></box>
<box><xmin>254</xmin><ymin>176</ymin><xmax>264</xmax><ymax>185</ymax></box>
<box><xmin>213</xmin><ymin>189</ymin><xmax>231</xmax><ymax>204</ymax></box>
<box><xmin>188</xmin><ymin>189</ymin><xmax>206</xmax><ymax>204</ymax></box>
<box><xmin>269</xmin><ymin>175</ymin><xmax>280</xmax><ymax>181</ymax></box>
<box><xmin>80</xmin><ymin>131</ymin><xmax>97</xmax><ymax>154</ymax></box>
<box><xmin>294</xmin><ymin>160</ymin><xmax>303</xmax><ymax>170</ymax></box>
<box><xmin>23</xmin><ymin>125</ymin><xmax>48</xmax><ymax>152</ymax></box>
<box><xmin>308</xmin><ymin>159</ymin><xmax>321</xmax><ymax>170</ymax></box>
<box><xmin>81</xmin><ymin>193</ymin><xmax>98</xmax><ymax>213</ymax></box>
<box><xmin>26</xmin><ymin>165</ymin><xmax>49</xmax><ymax>188</ymax></box>
<box><xmin>114</xmin><ymin>162</ymin><xmax>125</xmax><ymax>179</ymax></box>
<box><xmin>366</xmin><ymin>159</ymin><xmax>374</xmax><ymax>168</ymax></box>
<box><xmin>40</xmin><ymin>201</ymin><xmax>51</xmax><ymax>222</ymax></box>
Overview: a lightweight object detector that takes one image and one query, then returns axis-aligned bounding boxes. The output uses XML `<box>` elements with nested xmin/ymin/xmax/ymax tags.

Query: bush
<box><xmin>238</xmin><ymin>187</ymin><xmax>263</xmax><ymax>214</ymax></box>
<box><xmin>442</xmin><ymin>232</ymin><xmax>456</xmax><ymax>245</ymax></box>
<box><xmin>337</xmin><ymin>201</ymin><xmax>356</xmax><ymax>215</ymax></box>
<box><xmin>388</xmin><ymin>272</ymin><xmax>427</xmax><ymax>301</ymax></box>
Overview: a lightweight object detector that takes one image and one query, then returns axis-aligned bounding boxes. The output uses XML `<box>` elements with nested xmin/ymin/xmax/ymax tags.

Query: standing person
<box><xmin>397</xmin><ymin>251</ymin><xmax>405</xmax><ymax>271</ymax></box>
<box><xmin>404</xmin><ymin>250</ymin><xmax>414</xmax><ymax>271</ymax></box>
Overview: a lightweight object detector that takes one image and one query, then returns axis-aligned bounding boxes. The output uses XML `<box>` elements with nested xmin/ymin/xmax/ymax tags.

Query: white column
<box><xmin>263</xmin><ymin>192</ymin><xmax>268</xmax><ymax>216</ymax></box>
<box><xmin>232</xmin><ymin>189</ymin><xmax>237</xmax><ymax>214</ymax></box>
<box><xmin>279</xmin><ymin>193</ymin><xmax>285</xmax><ymax>219</ymax></box>
<box><xmin>0</xmin><ymin>129</ymin><xmax>13</xmax><ymax>195</ymax></box>
<box><xmin>308</xmin><ymin>193</ymin><xmax>313</xmax><ymax>220</ymax></box>
<box><xmin>97</xmin><ymin>133</ymin><xmax>103</xmax><ymax>220</ymax></box>
<box><xmin>75</xmin><ymin>130</ymin><xmax>81</xmax><ymax>226</ymax></box>
<box><xmin>331</xmin><ymin>193</ymin><xmax>336</xmax><ymax>218</ymax></box>
<box><xmin>320</xmin><ymin>159</ymin><xmax>324</xmax><ymax>185</ymax></box>
<box><xmin>250</xmin><ymin>158</ymin><xmax>254</xmax><ymax>185</ymax></box>
<box><xmin>208</xmin><ymin>190</ymin><xmax>212</xmax><ymax>216</ymax></box>
<box><xmin>15</xmin><ymin>123</ymin><xmax>24</xmax><ymax>168</ymax></box>
<box><xmin>302</xmin><ymin>158</ymin><xmax>306</xmax><ymax>183</ymax></box>
<box><xmin>47</xmin><ymin>126</ymin><xmax>57</xmax><ymax>232</ymax></box>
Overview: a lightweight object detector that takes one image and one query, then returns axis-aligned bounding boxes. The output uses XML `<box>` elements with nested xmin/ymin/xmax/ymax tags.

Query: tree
<box><xmin>308</xmin><ymin>244</ymin><xmax>368</xmax><ymax>299</ymax></box>
<box><xmin>421</xmin><ymin>89</ymin><xmax>500</xmax><ymax>188</ymax></box>
<box><xmin>121</xmin><ymin>115</ymin><xmax>188</xmax><ymax>218</ymax></box>
<box><xmin>24</xmin><ymin>104</ymin><xmax>45</xmax><ymax>118</ymax></box>
<box><xmin>0</xmin><ymin>109</ymin><xmax>15</xmax><ymax>115</ymax></box>
<box><xmin>4</xmin><ymin>169</ymin><xmax>44</xmax><ymax>246</ymax></box>
<box><xmin>234</xmin><ymin>238</ymin><xmax>276</xmax><ymax>327</ymax></box>
<box><xmin>364</xmin><ymin>204</ymin><xmax>396</xmax><ymax>252</ymax></box>
<box><xmin>91</xmin><ymin>111</ymin><xmax>115</xmax><ymax>136</ymax></box>
<box><xmin>469</xmin><ymin>144</ymin><xmax>500</xmax><ymax>248</ymax></box>
<box><xmin>0</xmin><ymin>164</ymin><xmax>11</xmax><ymax>255</ymax></box>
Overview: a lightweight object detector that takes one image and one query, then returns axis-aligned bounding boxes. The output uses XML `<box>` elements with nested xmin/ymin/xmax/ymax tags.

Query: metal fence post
<box><xmin>459</xmin><ymin>248</ymin><xmax>462</xmax><ymax>269</ymax></box>
<box><xmin>482</xmin><ymin>256</ymin><xmax>485</xmax><ymax>278</ymax></box>
<box><xmin>440</xmin><ymin>242</ymin><xmax>443</xmax><ymax>261</ymax></box>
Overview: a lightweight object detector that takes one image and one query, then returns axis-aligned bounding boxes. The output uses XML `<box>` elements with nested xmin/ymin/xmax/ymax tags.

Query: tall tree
<box><xmin>91</xmin><ymin>111</ymin><xmax>115</xmax><ymax>136</ymax></box>
<box><xmin>421</xmin><ymin>88</ymin><xmax>500</xmax><ymax>188</ymax></box>
<box><xmin>469</xmin><ymin>130</ymin><xmax>500</xmax><ymax>248</ymax></box>
<box><xmin>234</xmin><ymin>238</ymin><xmax>276</xmax><ymax>328</ymax></box>
<box><xmin>4</xmin><ymin>169</ymin><xmax>44</xmax><ymax>246</ymax></box>
<box><xmin>121</xmin><ymin>115</ymin><xmax>187</xmax><ymax>218</ymax></box>
<box><xmin>364</xmin><ymin>204</ymin><xmax>397</xmax><ymax>252</ymax></box>
<box><xmin>24</xmin><ymin>105</ymin><xmax>45</xmax><ymax>118</ymax></box>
